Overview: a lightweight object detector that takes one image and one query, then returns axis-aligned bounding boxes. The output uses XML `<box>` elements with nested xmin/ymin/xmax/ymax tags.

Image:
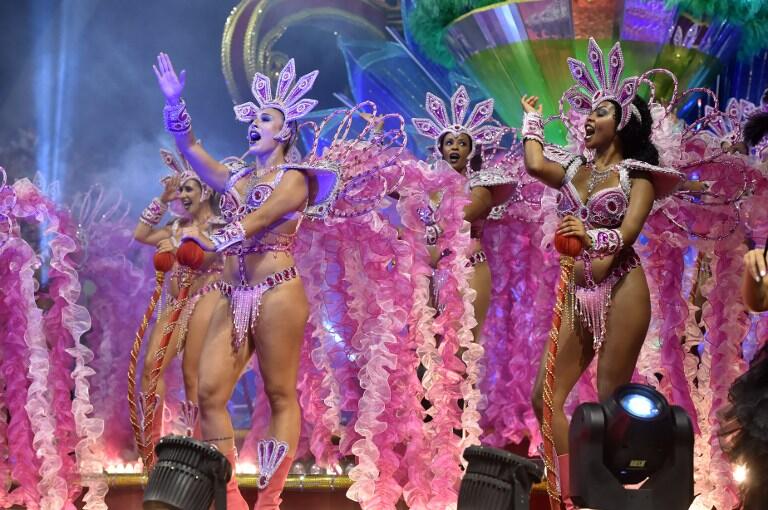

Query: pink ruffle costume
<box><xmin>0</xmin><ymin>170</ymin><xmax>108</xmax><ymax>509</ymax></box>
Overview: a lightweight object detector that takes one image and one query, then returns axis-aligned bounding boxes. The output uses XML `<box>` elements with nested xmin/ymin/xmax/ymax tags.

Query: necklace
<box><xmin>586</xmin><ymin>161</ymin><xmax>618</xmax><ymax>197</ymax></box>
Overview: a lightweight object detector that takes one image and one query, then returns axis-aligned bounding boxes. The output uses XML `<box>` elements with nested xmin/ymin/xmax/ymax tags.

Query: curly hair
<box><xmin>611</xmin><ymin>95</ymin><xmax>660</xmax><ymax>165</ymax></box>
<box><xmin>744</xmin><ymin>87</ymin><xmax>768</xmax><ymax>149</ymax></box>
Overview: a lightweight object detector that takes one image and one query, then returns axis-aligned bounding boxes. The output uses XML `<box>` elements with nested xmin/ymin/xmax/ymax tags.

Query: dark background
<box><xmin>0</xmin><ymin>0</ymin><xmax>254</xmax><ymax>207</ymax></box>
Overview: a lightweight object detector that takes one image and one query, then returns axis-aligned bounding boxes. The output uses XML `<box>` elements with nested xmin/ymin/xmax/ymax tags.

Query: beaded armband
<box><xmin>140</xmin><ymin>198</ymin><xmax>168</xmax><ymax>226</ymax></box>
<box><xmin>586</xmin><ymin>228</ymin><xmax>623</xmax><ymax>258</ymax></box>
<box><xmin>425</xmin><ymin>224</ymin><xmax>443</xmax><ymax>246</ymax></box>
<box><xmin>521</xmin><ymin>111</ymin><xmax>544</xmax><ymax>145</ymax></box>
<box><xmin>163</xmin><ymin>99</ymin><xmax>192</xmax><ymax>134</ymax></box>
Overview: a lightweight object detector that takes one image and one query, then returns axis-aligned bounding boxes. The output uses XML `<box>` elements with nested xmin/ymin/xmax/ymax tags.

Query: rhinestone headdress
<box><xmin>563</xmin><ymin>38</ymin><xmax>639</xmax><ymax>130</ymax></box>
<box><xmin>159</xmin><ymin>148</ymin><xmax>212</xmax><ymax>202</ymax></box>
<box><xmin>411</xmin><ymin>86</ymin><xmax>504</xmax><ymax>156</ymax></box>
<box><xmin>233</xmin><ymin>59</ymin><xmax>319</xmax><ymax>141</ymax></box>
<box><xmin>703</xmin><ymin>97</ymin><xmax>756</xmax><ymax>145</ymax></box>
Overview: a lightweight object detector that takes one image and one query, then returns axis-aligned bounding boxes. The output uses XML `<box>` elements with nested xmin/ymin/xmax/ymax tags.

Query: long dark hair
<box><xmin>744</xmin><ymin>88</ymin><xmax>768</xmax><ymax>149</ymax></box>
<box><xmin>437</xmin><ymin>132</ymin><xmax>483</xmax><ymax>172</ymax></box>
<box><xmin>611</xmin><ymin>95</ymin><xmax>660</xmax><ymax>165</ymax></box>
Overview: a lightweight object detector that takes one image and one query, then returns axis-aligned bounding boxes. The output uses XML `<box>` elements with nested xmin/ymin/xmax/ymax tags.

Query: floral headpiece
<box><xmin>563</xmin><ymin>38</ymin><xmax>640</xmax><ymax>130</ymax></box>
<box><xmin>411</xmin><ymin>86</ymin><xmax>504</xmax><ymax>156</ymax></box>
<box><xmin>233</xmin><ymin>59</ymin><xmax>319</xmax><ymax>141</ymax></box>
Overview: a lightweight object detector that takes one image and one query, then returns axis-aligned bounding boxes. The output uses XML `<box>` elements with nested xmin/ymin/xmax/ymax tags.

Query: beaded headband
<box><xmin>233</xmin><ymin>59</ymin><xmax>319</xmax><ymax>141</ymax></box>
<box><xmin>411</xmin><ymin>86</ymin><xmax>505</xmax><ymax>156</ymax></box>
<box><xmin>563</xmin><ymin>38</ymin><xmax>640</xmax><ymax>130</ymax></box>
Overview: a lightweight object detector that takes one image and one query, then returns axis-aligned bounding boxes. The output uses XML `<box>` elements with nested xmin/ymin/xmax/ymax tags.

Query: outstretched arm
<box><xmin>520</xmin><ymin>95</ymin><xmax>566</xmax><ymax>188</ymax></box>
<box><xmin>153</xmin><ymin>52</ymin><xmax>229</xmax><ymax>192</ymax></box>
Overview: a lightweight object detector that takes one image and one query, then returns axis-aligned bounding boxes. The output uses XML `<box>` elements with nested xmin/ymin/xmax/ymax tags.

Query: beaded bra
<box><xmin>219</xmin><ymin>157</ymin><xmax>302</xmax><ymax>256</ymax></box>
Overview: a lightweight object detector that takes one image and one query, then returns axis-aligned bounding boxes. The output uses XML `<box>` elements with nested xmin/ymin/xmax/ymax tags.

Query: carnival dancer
<box><xmin>133</xmin><ymin>149</ymin><xmax>223</xmax><ymax>445</ymax></box>
<box><xmin>410</xmin><ymin>86</ymin><xmax>510</xmax><ymax>343</ymax></box>
<box><xmin>153</xmin><ymin>52</ymin><xmax>404</xmax><ymax>508</ymax></box>
<box><xmin>521</xmin><ymin>38</ymin><xmax>685</xmax><ymax>507</ymax></box>
<box><xmin>153</xmin><ymin>51</ymin><xmax>320</xmax><ymax>509</ymax></box>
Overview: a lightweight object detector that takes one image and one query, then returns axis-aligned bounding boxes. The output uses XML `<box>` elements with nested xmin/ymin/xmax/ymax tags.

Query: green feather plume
<box><xmin>408</xmin><ymin>0</ymin><xmax>500</xmax><ymax>67</ymax></box>
<box><xmin>666</xmin><ymin>0</ymin><xmax>768</xmax><ymax>59</ymax></box>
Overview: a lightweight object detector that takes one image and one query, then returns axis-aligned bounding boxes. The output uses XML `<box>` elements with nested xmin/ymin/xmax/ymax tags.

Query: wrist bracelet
<box><xmin>521</xmin><ymin>111</ymin><xmax>544</xmax><ymax>145</ymax></box>
<box><xmin>140</xmin><ymin>198</ymin><xmax>168</xmax><ymax>226</ymax></box>
<box><xmin>587</xmin><ymin>228</ymin><xmax>623</xmax><ymax>258</ymax></box>
<box><xmin>163</xmin><ymin>99</ymin><xmax>192</xmax><ymax>134</ymax></box>
<box><xmin>210</xmin><ymin>221</ymin><xmax>246</xmax><ymax>252</ymax></box>
<box><xmin>417</xmin><ymin>205</ymin><xmax>437</xmax><ymax>226</ymax></box>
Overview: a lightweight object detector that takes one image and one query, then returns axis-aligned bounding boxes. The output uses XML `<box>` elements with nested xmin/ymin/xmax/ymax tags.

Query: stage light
<box><xmin>620</xmin><ymin>392</ymin><xmax>661</xmax><ymax>419</ymax></box>
<box><xmin>569</xmin><ymin>383</ymin><xmax>694</xmax><ymax>510</ymax></box>
<box><xmin>143</xmin><ymin>435</ymin><xmax>231</xmax><ymax>510</ymax></box>
<box><xmin>457</xmin><ymin>445</ymin><xmax>543</xmax><ymax>510</ymax></box>
<box><xmin>733</xmin><ymin>464</ymin><xmax>748</xmax><ymax>484</ymax></box>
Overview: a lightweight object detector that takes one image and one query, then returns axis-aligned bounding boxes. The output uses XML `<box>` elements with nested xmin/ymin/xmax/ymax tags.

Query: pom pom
<box><xmin>176</xmin><ymin>241</ymin><xmax>205</xmax><ymax>270</ymax></box>
<box><xmin>554</xmin><ymin>232</ymin><xmax>583</xmax><ymax>257</ymax></box>
<box><xmin>153</xmin><ymin>251</ymin><xmax>176</xmax><ymax>273</ymax></box>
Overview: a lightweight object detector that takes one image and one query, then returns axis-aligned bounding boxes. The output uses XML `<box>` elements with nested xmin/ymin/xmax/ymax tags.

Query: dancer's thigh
<box><xmin>470</xmin><ymin>260</ymin><xmax>492</xmax><ymax>341</ymax></box>
<box><xmin>596</xmin><ymin>267</ymin><xmax>651</xmax><ymax>400</ymax></box>
<box><xmin>182</xmin><ymin>291</ymin><xmax>220</xmax><ymax>396</ymax></box>
<box><xmin>252</xmin><ymin>278</ymin><xmax>308</xmax><ymax>397</ymax></box>
<box><xmin>197</xmin><ymin>294</ymin><xmax>252</xmax><ymax>403</ymax></box>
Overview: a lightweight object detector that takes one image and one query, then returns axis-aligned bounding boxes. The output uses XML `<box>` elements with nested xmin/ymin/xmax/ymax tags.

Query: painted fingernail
<box><xmin>761</xmin><ymin>270</ymin><xmax>766</xmax><ymax>277</ymax></box>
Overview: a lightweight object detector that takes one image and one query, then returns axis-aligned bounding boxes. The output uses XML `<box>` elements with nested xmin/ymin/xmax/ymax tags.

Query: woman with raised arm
<box><xmin>133</xmin><ymin>149</ymin><xmax>222</xmax><ymax>444</ymax></box>
<box><xmin>521</xmin><ymin>39</ymin><xmax>684</xmax><ymax>508</ymax></box>
<box><xmin>153</xmin><ymin>52</ymin><xmax>318</xmax><ymax>509</ymax></box>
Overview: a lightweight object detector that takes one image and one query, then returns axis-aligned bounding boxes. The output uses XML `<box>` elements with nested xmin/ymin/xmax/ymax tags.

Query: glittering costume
<box><xmin>411</xmin><ymin>85</ymin><xmax>515</xmax><ymax>282</ymax></box>
<box><xmin>163</xmin><ymin>217</ymin><xmax>224</xmax><ymax>354</ymax></box>
<box><xmin>215</xmin><ymin>160</ymin><xmax>304</xmax><ymax>352</ymax></box>
<box><xmin>176</xmin><ymin>55</ymin><xmax>407</xmax><ymax>509</ymax></box>
<box><xmin>521</xmin><ymin>39</ymin><xmax>685</xmax><ymax>349</ymax></box>
<box><xmin>550</xmin><ymin>149</ymin><xmax>682</xmax><ymax>349</ymax></box>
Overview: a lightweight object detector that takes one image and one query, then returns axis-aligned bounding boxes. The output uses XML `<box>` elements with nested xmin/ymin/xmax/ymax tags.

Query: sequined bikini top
<box><xmin>544</xmin><ymin>145</ymin><xmax>685</xmax><ymax>229</ymax></box>
<box><xmin>219</xmin><ymin>158</ymin><xmax>303</xmax><ymax>256</ymax></box>
<box><xmin>556</xmin><ymin>157</ymin><xmax>631</xmax><ymax>229</ymax></box>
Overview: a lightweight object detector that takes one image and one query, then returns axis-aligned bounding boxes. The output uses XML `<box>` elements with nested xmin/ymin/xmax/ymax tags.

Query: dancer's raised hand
<box><xmin>521</xmin><ymin>95</ymin><xmax>543</xmax><ymax>115</ymax></box>
<box><xmin>153</xmin><ymin>52</ymin><xmax>186</xmax><ymax>105</ymax></box>
<box><xmin>160</xmin><ymin>175</ymin><xmax>181</xmax><ymax>203</ymax></box>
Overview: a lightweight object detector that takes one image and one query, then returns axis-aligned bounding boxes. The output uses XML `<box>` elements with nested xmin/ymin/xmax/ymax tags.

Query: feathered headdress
<box><xmin>233</xmin><ymin>59</ymin><xmax>319</xmax><ymax>141</ymax></box>
<box><xmin>411</xmin><ymin>86</ymin><xmax>504</xmax><ymax>156</ymax></box>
